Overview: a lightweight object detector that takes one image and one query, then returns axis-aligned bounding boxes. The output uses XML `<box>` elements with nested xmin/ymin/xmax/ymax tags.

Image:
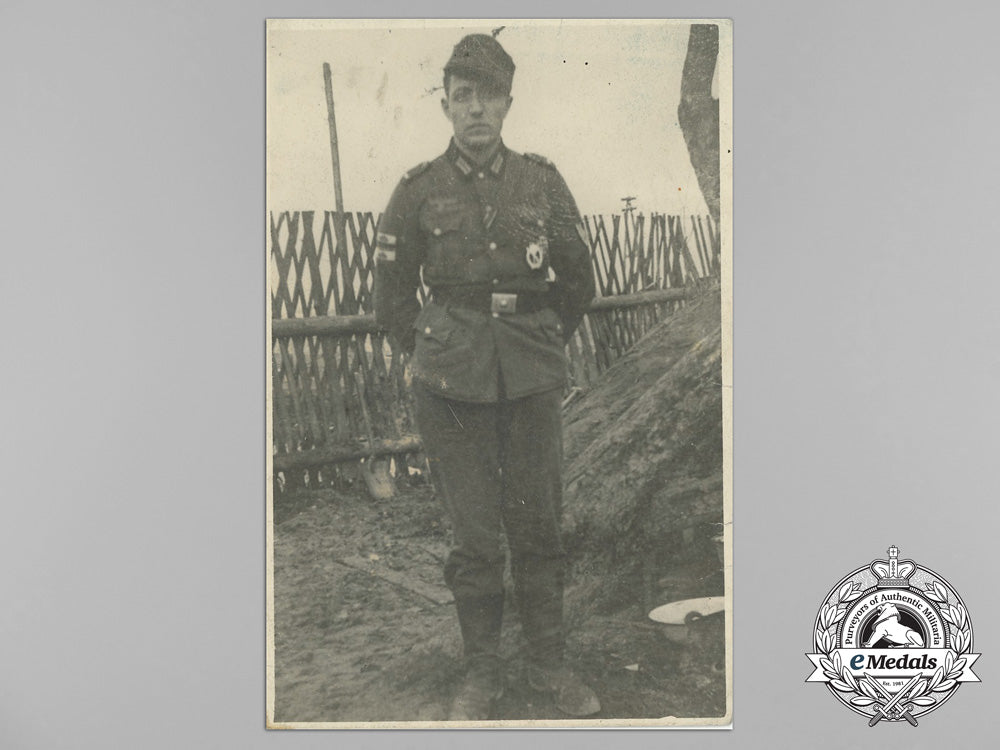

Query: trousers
<box><xmin>414</xmin><ymin>383</ymin><xmax>567</xmax><ymax>659</ymax></box>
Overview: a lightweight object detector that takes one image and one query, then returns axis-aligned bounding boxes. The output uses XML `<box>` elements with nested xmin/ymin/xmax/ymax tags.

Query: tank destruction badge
<box><xmin>806</xmin><ymin>546</ymin><xmax>980</xmax><ymax>726</ymax></box>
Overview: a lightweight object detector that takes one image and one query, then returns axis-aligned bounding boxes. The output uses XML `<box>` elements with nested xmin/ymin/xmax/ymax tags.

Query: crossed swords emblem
<box><xmin>863</xmin><ymin>673</ymin><xmax>922</xmax><ymax>727</ymax></box>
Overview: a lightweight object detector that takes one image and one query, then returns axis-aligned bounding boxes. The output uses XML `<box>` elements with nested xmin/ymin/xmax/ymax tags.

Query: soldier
<box><xmin>374</xmin><ymin>33</ymin><xmax>599</xmax><ymax>721</ymax></box>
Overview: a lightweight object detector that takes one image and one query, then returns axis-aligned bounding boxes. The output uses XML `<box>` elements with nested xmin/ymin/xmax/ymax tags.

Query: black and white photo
<box><xmin>266</xmin><ymin>18</ymin><xmax>732</xmax><ymax>728</ymax></box>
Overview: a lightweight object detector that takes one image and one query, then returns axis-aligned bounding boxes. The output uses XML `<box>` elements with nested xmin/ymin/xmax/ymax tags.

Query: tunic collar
<box><xmin>447</xmin><ymin>139</ymin><xmax>506</xmax><ymax>180</ymax></box>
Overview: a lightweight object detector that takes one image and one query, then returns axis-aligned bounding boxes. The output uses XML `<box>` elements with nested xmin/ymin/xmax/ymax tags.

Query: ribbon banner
<box><xmin>807</xmin><ymin>650</ymin><xmax>981</xmax><ymax>683</ymax></box>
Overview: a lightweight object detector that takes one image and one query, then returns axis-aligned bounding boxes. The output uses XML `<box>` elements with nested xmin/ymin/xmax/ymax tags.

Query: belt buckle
<box><xmin>491</xmin><ymin>293</ymin><xmax>518</xmax><ymax>314</ymax></box>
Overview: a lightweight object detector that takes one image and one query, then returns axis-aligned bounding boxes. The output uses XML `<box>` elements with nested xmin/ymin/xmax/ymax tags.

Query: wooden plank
<box><xmin>273</xmin><ymin>314</ymin><xmax>381</xmax><ymax>337</ymax></box>
<box><xmin>271</xmin><ymin>289</ymin><xmax>692</xmax><ymax>337</ymax></box>
<box><xmin>337</xmin><ymin>556</ymin><xmax>453</xmax><ymax>606</ymax></box>
<box><xmin>274</xmin><ymin>435</ymin><xmax>423</xmax><ymax>469</ymax></box>
<box><xmin>588</xmin><ymin>287</ymin><xmax>691</xmax><ymax>311</ymax></box>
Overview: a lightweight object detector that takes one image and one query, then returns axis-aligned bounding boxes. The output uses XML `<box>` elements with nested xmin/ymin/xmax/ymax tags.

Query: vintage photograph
<box><xmin>266</xmin><ymin>18</ymin><xmax>732</xmax><ymax>728</ymax></box>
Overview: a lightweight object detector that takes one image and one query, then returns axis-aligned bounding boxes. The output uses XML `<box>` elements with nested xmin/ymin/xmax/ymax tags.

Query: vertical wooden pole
<box><xmin>323</xmin><ymin>62</ymin><xmax>368</xmax><ymax>487</ymax></box>
<box><xmin>323</xmin><ymin>63</ymin><xmax>350</xmax><ymax>301</ymax></box>
<box><xmin>323</xmin><ymin>63</ymin><xmax>346</xmax><ymax>216</ymax></box>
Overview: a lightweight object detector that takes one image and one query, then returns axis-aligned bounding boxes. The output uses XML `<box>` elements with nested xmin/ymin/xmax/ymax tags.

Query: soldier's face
<box><xmin>441</xmin><ymin>74</ymin><xmax>512</xmax><ymax>155</ymax></box>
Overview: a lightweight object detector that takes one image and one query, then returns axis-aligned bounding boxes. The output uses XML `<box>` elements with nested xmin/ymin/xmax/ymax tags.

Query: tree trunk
<box><xmin>678</xmin><ymin>24</ymin><xmax>721</xmax><ymax>223</ymax></box>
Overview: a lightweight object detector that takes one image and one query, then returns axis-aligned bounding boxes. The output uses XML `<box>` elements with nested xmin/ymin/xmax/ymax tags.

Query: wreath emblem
<box><xmin>807</xmin><ymin>546</ymin><xmax>980</xmax><ymax>726</ymax></box>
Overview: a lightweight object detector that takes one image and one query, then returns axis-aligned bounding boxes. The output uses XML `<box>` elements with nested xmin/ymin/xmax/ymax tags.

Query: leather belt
<box><xmin>432</xmin><ymin>287</ymin><xmax>552</xmax><ymax>315</ymax></box>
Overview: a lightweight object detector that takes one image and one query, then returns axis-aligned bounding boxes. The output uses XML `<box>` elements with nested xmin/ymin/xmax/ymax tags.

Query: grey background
<box><xmin>2</xmin><ymin>0</ymin><xmax>996</xmax><ymax>748</ymax></box>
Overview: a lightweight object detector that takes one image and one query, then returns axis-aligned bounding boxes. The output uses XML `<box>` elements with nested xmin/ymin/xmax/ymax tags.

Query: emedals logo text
<box><xmin>807</xmin><ymin>546</ymin><xmax>980</xmax><ymax>726</ymax></box>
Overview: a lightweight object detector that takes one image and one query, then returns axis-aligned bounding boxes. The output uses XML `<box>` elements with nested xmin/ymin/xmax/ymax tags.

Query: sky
<box><xmin>267</xmin><ymin>19</ymin><xmax>721</xmax><ymax>217</ymax></box>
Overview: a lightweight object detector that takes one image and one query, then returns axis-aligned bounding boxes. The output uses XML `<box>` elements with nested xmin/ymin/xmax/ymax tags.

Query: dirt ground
<box><xmin>270</xmin><ymin>477</ymin><xmax>726</xmax><ymax>724</ymax></box>
<box><xmin>271</xmin><ymin>293</ymin><xmax>726</xmax><ymax>725</ymax></box>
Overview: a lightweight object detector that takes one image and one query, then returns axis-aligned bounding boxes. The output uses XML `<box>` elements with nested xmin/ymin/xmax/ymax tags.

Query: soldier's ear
<box><xmin>441</xmin><ymin>96</ymin><xmax>451</xmax><ymax>119</ymax></box>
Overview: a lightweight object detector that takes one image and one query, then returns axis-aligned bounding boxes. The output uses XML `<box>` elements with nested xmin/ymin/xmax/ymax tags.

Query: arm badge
<box><xmin>375</xmin><ymin>232</ymin><xmax>397</xmax><ymax>263</ymax></box>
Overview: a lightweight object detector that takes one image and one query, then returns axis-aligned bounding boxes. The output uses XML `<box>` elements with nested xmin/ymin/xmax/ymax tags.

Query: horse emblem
<box><xmin>863</xmin><ymin>603</ymin><xmax>924</xmax><ymax>648</ymax></box>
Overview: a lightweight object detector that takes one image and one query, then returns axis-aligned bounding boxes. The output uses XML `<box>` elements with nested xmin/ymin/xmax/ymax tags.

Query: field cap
<box><xmin>444</xmin><ymin>34</ymin><xmax>515</xmax><ymax>93</ymax></box>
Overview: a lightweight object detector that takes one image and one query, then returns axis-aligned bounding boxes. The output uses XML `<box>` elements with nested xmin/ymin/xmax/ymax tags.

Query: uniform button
<box><xmin>489</xmin><ymin>242</ymin><xmax>497</xmax><ymax>250</ymax></box>
<box><xmin>424</xmin><ymin>326</ymin><xmax>432</xmax><ymax>334</ymax></box>
<box><xmin>477</xmin><ymin>172</ymin><xmax>485</xmax><ymax>179</ymax></box>
<box><xmin>537</xmin><ymin>219</ymin><xmax>545</xmax><ymax>227</ymax></box>
<box><xmin>491</xmin><ymin>312</ymin><xmax>499</xmax><ymax>318</ymax></box>
<box><xmin>499</xmin><ymin>299</ymin><xmax>509</xmax><ymax>308</ymax></box>
<box><xmin>433</xmin><ymin>227</ymin><xmax>442</xmax><ymax>236</ymax></box>
<box><xmin>492</xmin><ymin>278</ymin><xmax>500</xmax><ymax>285</ymax></box>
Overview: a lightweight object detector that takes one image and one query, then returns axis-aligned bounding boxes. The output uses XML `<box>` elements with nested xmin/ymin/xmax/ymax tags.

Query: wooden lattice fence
<box><xmin>269</xmin><ymin>210</ymin><xmax>719</xmax><ymax>488</ymax></box>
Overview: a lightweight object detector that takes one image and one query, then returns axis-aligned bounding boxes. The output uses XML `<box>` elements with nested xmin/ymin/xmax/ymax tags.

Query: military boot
<box><xmin>526</xmin><ymin>660</ymin><xmax>601</xmax><ymax>717</ymax></box>
<box><xmin>515</xmin><ymin>564</ymin><xmax>601</xmax><ymax>717</ymax></box>
<box><xmin>449</xmin><ymin>656</ymin><xmax>503</xmax><ymax>721</ymax></box>
<box><xmin>448</xmin><ymin>594</ymin><xmax>505</xmax><ymax>721</ymax></box>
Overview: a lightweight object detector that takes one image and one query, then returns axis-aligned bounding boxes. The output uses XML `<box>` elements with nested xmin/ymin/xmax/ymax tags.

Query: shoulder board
<box><xmin>523</xmin><ymin>152</ymin><xmax>556</xmax><ymax>169</ymax></box>
<box><xmin>401</xmin><ymin>161</ymin><xmax>432</xmax><ymax>182</ymax></box>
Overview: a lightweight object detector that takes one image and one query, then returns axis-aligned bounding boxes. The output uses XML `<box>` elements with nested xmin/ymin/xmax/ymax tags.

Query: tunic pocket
<box><xmin>420</xmin><ymin>202</ymin><xmax>470</xmax><ymax>271</ymax></box>
<box><xmin>532</xmin><ymin>309</ymin><xmax>565</xmax><ymax>345</ymax></box>
<box><xmin>414</xmin><ymin>318</ymin><xmax>452</xmax><ymax>348</ymax></box>
<box><xmin>412</xmin><ymin>305</ymin><xmax>470</xmax><ymax>366</ymax></box>
<box><xmin>540</xmin><ymin>317</ymin><xmax>564</xmax><ymax>345</ymax></box>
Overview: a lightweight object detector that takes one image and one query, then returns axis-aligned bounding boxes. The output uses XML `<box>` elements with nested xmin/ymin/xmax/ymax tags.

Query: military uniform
<box><xmin>375</xmin><ymin>140</ymin><xmax>594</xmax><ymax>399</ymax></box>
<box><xmin>375</xmin><ymin>134</ymin><xmax>594</xmax><ymax>593</ymax></box>
<box><xmin>373</xmin><ymin>33</ymin><xmax>599</xmax><ymax>720</ymax></box>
